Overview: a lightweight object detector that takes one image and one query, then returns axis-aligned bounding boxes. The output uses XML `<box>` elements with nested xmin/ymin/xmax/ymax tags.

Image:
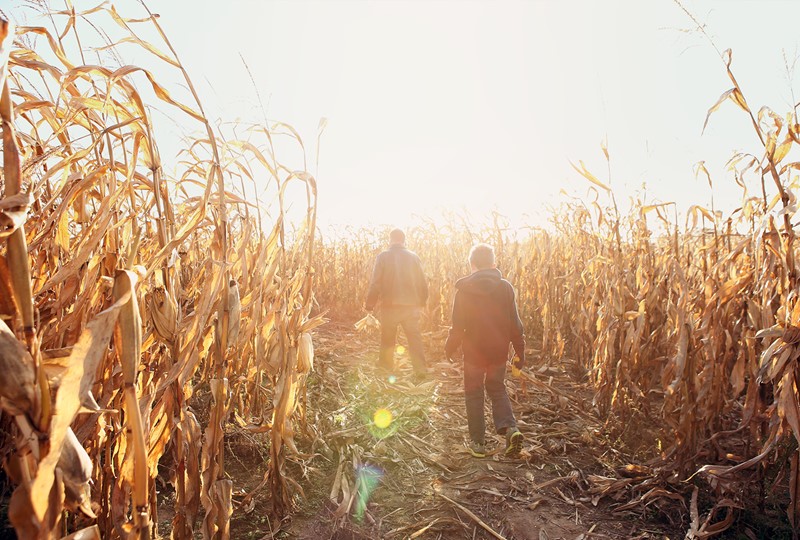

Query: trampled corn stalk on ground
<box><xmin>0</xmin><ymin>4</ymin><xmax>322</xmax><ymax>539</ymax></box>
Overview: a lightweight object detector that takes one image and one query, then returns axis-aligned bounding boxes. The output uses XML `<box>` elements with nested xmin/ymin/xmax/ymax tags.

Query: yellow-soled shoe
<box><xmin>505</xmin><ymin>429</ymin><xmax>523</xmax><ymax>456</ymax></box>
<box><xmin>468</xmin><ymin>441</ymin><xmax>486</xmax><ymax>458</ymax></box>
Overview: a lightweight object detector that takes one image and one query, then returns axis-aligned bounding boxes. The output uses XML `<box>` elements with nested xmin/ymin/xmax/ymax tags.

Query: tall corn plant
<box><xmin>0</xmin><ymin>4</ymin><xmax>321</xmax><ymax>539</ymax></box>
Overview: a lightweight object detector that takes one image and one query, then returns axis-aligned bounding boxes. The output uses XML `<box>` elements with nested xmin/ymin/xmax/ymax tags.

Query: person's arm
<box><xmin>365</xmin><ymin>254</ymin><xmax>384</xmax><ymax>311</ymax></box>
<box><xmin>444</xmin><ymin>290</ymin><xmax>465</xmax><ymax>360</ymax></box>
<box><xmin>509</xmin><ymin>285</ymin><xmax>525</xmax><ymax>366</ymax></box>
<box><xmin>417</xmin><ymin>257</ymin><xmax>428</xmax><ymax>307</ymax></box>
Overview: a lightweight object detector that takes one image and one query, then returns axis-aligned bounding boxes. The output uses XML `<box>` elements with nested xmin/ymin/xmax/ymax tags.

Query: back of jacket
<box><xmin>444</xmin><ymin>268</ymin><xmax>525</xmax><ymax>364</ymax></box>
<box><xmin>366</xmin><ymin>245</ymin><xmax>428</xmax><ymax>309</ymax></box>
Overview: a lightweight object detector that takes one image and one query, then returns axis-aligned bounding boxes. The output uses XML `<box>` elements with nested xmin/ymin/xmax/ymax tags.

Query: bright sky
<box><xmin>9</xmin><ymin>0</ymin><xmax>800</xmax><ymax>232</ymax></box>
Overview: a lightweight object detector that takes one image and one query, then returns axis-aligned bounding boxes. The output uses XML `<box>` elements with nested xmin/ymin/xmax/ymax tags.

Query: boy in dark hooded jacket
<box><xmin>444</xmin><ymin>243</ymin><xmax>525</xmax><ymax>457</ymax></box>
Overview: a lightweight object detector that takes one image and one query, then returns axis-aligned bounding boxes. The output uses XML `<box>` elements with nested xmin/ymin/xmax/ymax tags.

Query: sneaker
<box><xmin>468</xmin><ymin>440</ymin><xmax>486</xmax><ymax>458</ymax></box>
<box><xmin>505</xmin><ymin>428</ymin><xmax>523</xmax><ymax>456</ymax></box>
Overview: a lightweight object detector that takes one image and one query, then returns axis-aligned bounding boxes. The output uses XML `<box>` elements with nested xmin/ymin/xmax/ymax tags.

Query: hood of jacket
<box><xmin>455</xmin><ymin>268</ymin><xmax>504</xmax><ymax>296</ymax></box>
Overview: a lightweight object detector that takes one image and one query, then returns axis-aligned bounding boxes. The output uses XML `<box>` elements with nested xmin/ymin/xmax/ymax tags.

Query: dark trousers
<box><xmin>379</xmin><ymin>306</ymin><xmax>426</xmax><ymax>372</ymax></box>
<box><xmin>464</xmin><ymin>359</ymin><xmax>516</xmax><ymax>443</ymax></box>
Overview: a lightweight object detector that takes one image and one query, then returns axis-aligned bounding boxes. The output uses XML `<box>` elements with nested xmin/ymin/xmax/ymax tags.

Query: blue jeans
<box><xmin>379</xmin><ymin>306</ymin><xmax>426</xmax><ymax>373</ymax></box>
<box><xmin>464</xmin><ymin>360</ymin><xmax>516</xmax><ymax>443</ymax></box>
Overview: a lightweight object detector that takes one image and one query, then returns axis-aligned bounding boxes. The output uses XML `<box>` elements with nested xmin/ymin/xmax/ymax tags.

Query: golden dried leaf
<box><xmin>569</xmin><ymin>160</ymin><xmax>611</xmax><ymax>192</ymax></box>
<box><xmin>702</xmin><ymin>87</ymin><xmax>750</xmax><ymax>133</ymax></box>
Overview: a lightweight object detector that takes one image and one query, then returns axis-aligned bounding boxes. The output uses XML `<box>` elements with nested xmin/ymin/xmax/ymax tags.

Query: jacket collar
<box><xmin>471</xmin><ymin>268</ymin><xmax>501</xmax><ymax>279</ymax></box>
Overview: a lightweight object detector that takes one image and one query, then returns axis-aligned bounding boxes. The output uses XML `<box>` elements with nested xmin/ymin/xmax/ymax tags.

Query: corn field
<box><xmin>316</xmin><ymin>58</ymin><xmax>800</xmax><ymax>534</ymax></box>
<box><xmin>0</xmin><ymin>4</ymin><xmax>322</xmax><ymax>539</ymax></box>
<box><xmin>3</xmin><ymin>1</ymin><xmax>800</xmax><ymax>539</ymax></box>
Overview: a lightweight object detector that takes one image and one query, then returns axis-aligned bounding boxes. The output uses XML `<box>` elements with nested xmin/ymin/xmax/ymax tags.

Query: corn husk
<box><xmin>0</xmin><ymin>318</ymin><xmax>35</xmax><ymax>415</ymax></box>
<box><xmin>297</xmin><ymin>332</ymin><xmax>314</xmax><ymax>374</ymax></box>
<box><xmin>58</xmin><ymin>428</ymin><xmax>95</xmax><ymax>518</ymax></box>
<box><xmin>148</xmin><ymin>286</ymin><xmax>179</xmax><ymax>343</ymax></box>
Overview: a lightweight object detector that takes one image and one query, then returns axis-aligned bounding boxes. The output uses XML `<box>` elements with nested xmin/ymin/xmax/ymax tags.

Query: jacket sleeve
<box><xmin>509</xmin><ymin>285</ymin><xmax>525</xmax><ymax>364</ymax></box>
<box><xmin>365</xmin><ymin>254</ymin><xmax>384</xmax><ymax>310</ymax></box>
<box><xmin>444</xmin><ymin>290</ymin><xmax>465</xmax><ymax>358</ymax></box>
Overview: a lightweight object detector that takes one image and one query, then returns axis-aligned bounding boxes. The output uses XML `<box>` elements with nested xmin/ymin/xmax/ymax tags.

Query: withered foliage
<box><xmin>4</xmin><ymin>1</ymin><xmax>800</xmax><ymax>538</ymax></box>
<box><xmin>317</xmin><ymin>54</ymin><xmax>800</xmax><ymax>538</ymax></box>
<box><xmin>0</xmin><ymin>4</ymin><xmax>321</xmax><ymax>539</ymax></box>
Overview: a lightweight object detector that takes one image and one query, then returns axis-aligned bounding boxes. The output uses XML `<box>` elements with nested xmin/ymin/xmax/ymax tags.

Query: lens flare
<box><xmin>354</xmin><ymin>464</ymin><xmax>383</xmax><ymax>521</ymax></box>
<box><xmin>387</xmin><ymin>375</ymin><xmax>397</xmax><ymax>384</ymax></box>
<box><xmin>395</xmin><ymin>345</ymin><xmax>406</xmax><ymax>355</ymax></box>
<box><xmin>373</xmin><ymin>408</ymin><xmax>392</xmax><ymax>429</ymax></box>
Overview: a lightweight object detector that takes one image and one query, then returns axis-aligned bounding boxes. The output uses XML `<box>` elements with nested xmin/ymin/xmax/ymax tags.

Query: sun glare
<box><xmin>373</xmin><ymin>408</ymin><xmax>393</xmax><ymax>429</ymax></box>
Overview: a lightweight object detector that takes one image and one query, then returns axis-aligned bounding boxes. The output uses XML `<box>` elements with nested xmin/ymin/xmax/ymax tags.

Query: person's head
<box><xmin>469</xmin><ymin>243</ymin><xmax>496</xmax><ymax>272</ymax></box>
<box><xmin>389</xmin><ymin>228</ymin><xmax>405</xmax><ymax>246</ymax></box>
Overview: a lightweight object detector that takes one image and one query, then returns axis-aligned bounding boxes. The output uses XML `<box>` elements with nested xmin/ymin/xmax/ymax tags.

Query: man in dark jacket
<box><xmin>445</xmin><ymin>243</ymin><xmax>524</xmax><ymax>457</ymax></box>
<box><xmin>366</xmin><ymin>229</ymin><xmax>429</xmax><ymax>376</ymax></box>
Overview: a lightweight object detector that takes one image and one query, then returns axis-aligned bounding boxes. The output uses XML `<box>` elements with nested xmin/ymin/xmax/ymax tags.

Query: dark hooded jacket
<box><xmin>365</xmin><ymin>244</ymin><xmax>428</xmax><ymax>310</ymax></box>
<box><xmin>444</xmin><ymin>268</ymin><xmax>525</xmax><ymax>365</ymax></box>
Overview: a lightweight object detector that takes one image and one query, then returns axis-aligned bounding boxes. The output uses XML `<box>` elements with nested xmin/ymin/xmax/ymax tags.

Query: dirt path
<box><xmin>272</xmin><ymin>324</ymin><xmax>679</xmax><ymax>540</ymax></box>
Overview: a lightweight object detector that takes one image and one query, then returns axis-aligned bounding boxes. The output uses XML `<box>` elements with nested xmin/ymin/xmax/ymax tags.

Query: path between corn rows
<box><xmin>222</xmin><ymin>323</ymin><xmax>678</xmax><ymax>540</ymax></box>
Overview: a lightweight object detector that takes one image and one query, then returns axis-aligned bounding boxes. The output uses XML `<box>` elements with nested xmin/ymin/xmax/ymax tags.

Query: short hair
<box><xmin>389</xmin><ymin>228</ymin><xmax>405</xmax><ymax>245</ymax></box>
<box><xmin>469</xmin><ymin>243</ymin><xmax>495</xmax><ymax>270</ymax></box>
